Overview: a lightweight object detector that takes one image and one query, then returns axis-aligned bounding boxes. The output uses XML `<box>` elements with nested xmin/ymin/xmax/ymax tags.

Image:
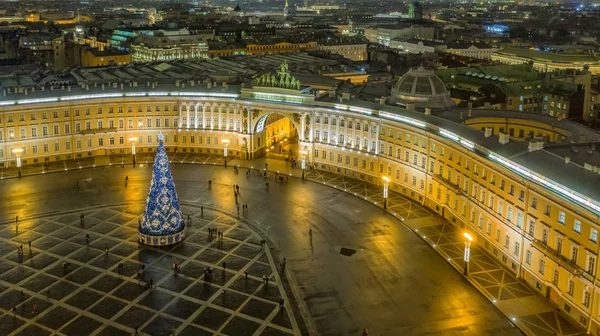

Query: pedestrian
<box><xmin>282</xmin><ymin>258</ymin><xmax>286</xmax><ymax>267</ymax></box>
<box><xmin>15</xmin><ymin>215</ymin><xmax>18</xmax><ymax>224</ymax></box>
<box><xmin>138</xmin><ymin>219</ymin><xmax>141</xmax><ymax>226</ymax></box>
<box><xmin>19</xmin><ymin>244</ymin><xmax>23</xmax><ymax>252</ymax></box>
<box><xmin>266</xmin><ymin>277</ymin><xmax>269</xmax><ymax>286</ymax></box>
<box><xmin>137</xmin><ymin>271</ymin><xmax>141</xmax><ymax>284</ymax></box>
<box><xmin>12</xmin><ymin>306</ymin><xmax>16</xmax><ymax>316</ymax></box>
<box><xmin>201</xmin><ymin>206</ymin><xmax>204</xmax><ymax>217</ymax></box>
<box><xmin>85</xmin><ymin>234</ymin><xmax>90</xmax><ymax>244</ymax></box>
<box><xmin>76</xmin><ymin>181</ymin><xmax>79</xmax><ymax>187</ymax></box>
<box><xmin>150</xmin><ymin>278</ymin><xmax>154</xmax><ymax>289</ymax></box>
<box><xmin>141</xmin><ymin>264</ymin><xmax>145</xmax><ymax>271</ymax></box>
<box><xmin>32</xmin><ymin>303</ymin><xmax>38</xmax><ymax>314</ymax></box>
<box><xmin>236</xmin><ymin>185</ymin><xmax>240</xmax><ymax>191</ymax></box>
<box><xmin>134</xmin><ymin>325</ymin><xmax>139</xmax><ymax>335</ymax></box>
<box><xmin>187</xmin><ymin>215</ymin><xmax>190</xmax><ymax>222</ymax></box>
<box><xmin>80</xmin><ymin>214</ymin><xmax>84</xmax><ymax>224</ymax></box>
<box><xmin>245</xmin><ymin>271</ymin><xmax>248</xmax><ymax>278</ymax></box>
<box><xmin>222</xmin><ymin>262</ymin><xmax>226</xmax><ymax>269</ymax></box>
<box><xmin>237</xmin><ymin>206</ymin><xmax>240</xmax><ymax>215</ymax></box>
<box><xmin>279</xmin><ymin>298</ymin><xmax>284</xmax><ymax>307</ymax></box>
<box><xmin>266</xmin><ymin>182</ymin><xmax>269</xmax><ymax>189</ymax></box>
<box><xmin>262</xmin><ymin>275</ymin><xmax>266</xmax><ymax>283</ymax></box>
<box><xmin>28</xmin><ymin>240</ymin><xmax>31</xmax><ymax>249</ymax></box>
<box><xmin>309</xmin><ymin>229</ymin><xmax>312</xmax><ymax>237</ymax></box>
<box><xmin>208</xmin><ymin>180</ymin><xmax>212</xmax><ymax>186</ymax></box>
<box><xmin>46</xmin><ymin>289</ymin><xmax>50</xmax><ymax>300</ymax></box>
<box><xmin>362</xmin><ymin>328</ymin><xmax>368</xmax><ymax>336</ymax></box>
<box><xmin>105</xmin><ymin>245</ymin><xmax>109</xmax><ymax>254</ymax></box>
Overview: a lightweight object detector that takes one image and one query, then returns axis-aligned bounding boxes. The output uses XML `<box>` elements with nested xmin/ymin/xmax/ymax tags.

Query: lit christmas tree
<box><xmin>138</xmin><ymin>134</ymin><xmax>185</xmax><ymax>245</ymax></box>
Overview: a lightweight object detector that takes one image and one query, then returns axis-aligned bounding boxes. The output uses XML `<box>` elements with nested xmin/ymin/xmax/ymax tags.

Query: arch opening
<box><xmin>253</xmin><ymin>113</ymin><xmax>300</xmax><ymax>160</ymax></box>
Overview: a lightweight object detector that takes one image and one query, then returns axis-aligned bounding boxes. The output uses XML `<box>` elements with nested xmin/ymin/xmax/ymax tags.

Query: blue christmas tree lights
<box><xmin>139</xmin><ymin>134</ymin><xmax>184</xmax><ymax>237</ymax></box>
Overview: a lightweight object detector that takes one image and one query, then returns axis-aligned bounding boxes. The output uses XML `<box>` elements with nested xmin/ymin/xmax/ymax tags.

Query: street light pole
<box><xmin>222</xmin><ymin>139</ymin><xmax>230</xmax><ymax>168</ymax></box>
<box><xmin>463</xmin><ymin>232</ymin><xmax>473</xmax><ymax>275</ymax></box>
<box><xmin>300</xmin><ymin>150</ymin><xmax>307</xmax><ymax>180</ymax></box>
<box><xmin>13</xmin><ymin>148</ymin><xmax>23</xmax><ymax>178</ymax></box>
<box><xmin>129</xmin><ymin>137</ymin><xmax>137</xmax><ymax>167</ymax></box>
<box><xmin>382</xmin><ymin>176</ymin><xmax>390</xmax><ymax>209</ymax></box>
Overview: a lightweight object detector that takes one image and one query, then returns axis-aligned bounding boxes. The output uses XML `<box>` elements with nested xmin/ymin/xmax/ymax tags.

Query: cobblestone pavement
<box><xmin>0</xmin><ymin>158</ymin><xmax>524</xmax><ymax>335</ymax></box>
<box><xmin>0</xmin><ymin>204</ymin><xmax>299</xmax><ymax>336</ymax></box>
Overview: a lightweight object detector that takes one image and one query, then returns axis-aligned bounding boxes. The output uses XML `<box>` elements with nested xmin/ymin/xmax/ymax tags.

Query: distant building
<box><xmin>19</xmin><ymin>34</ymin><xmax>66</xmax><ymax>70</ymax></box>
<box><xmin>131</xmin><ymin>33</ymin><xmax>209</xmax><ymax>62</ymax></box>
<box><xmin>445</xmin><ymin>42</ymin><xmax>498</xmax><ymax>60</ymax></box>
<box><xmin>245</xmin><ymin>41</ymin><xmax>317</xmax><ymax>55</ymax></box>
<box><xmin>408</xmin><ymin>2</ymin><xmax>423</xmax><ymax>20</ymax></box>
<box><xmin>491</xmin><ymin>47</ymin><xmax>600</xmax><ymax>74</ymax></box>
<box><xmin>390</xmin><ymin>38</ymin><xmax>446</xmax><ymax>54</ymax></box>
<box><xmin>374</xmin><ymin>25</ymin><xmax>436</xmax><ymax>46</ymax></box>
<box><xmin>317</xmin><ymin>41</ymin><xmax>367</xmax><ymax>61</ymax></box>
<box><xmin>77</xmin><ymin>46</ymin><xmax>131</xmax><ymax>67</ymax></box>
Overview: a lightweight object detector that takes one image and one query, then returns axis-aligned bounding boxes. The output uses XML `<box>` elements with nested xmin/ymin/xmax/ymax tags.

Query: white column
<box><xmin>178</xmin><ymin>105</ymin><xmax>183</xmax><ymax>128</ymax></box>
<box><xmin>201</xmin><ymin>104</ymin><xmax>206</xmax><ymax>128</ymax></box>
<box><xmin>233</xmin><ymin>106</ymin><xmax>237</xmax><ymax>131</ymax></box>
<box><xmin>375</xmin><ymin>124</ymin><xmax>379</xmax><ymax>154</ymax></box>
<box><xmin>359</xmin><ymin>121</ymin><xmax>364</xmax><ymax>150</ymax></box>
<box><xmin>327</xmin><ymin>115</ymin><xmax>332</xmax><ymax>144</ymax></box>
<box><xmin>186</xmin><ymin>105</ymin><xmax>190</xmax><ymax>129</ymax></box>
<box><xmin>367</xmin><ymin>122</ymin><xmax>372</xmax><ymax>152</ymax></box>
<box><xmin>210</xmin><ymin>104</ymin><xmax>214</xmax><ymax>129</ymax></box>
<box><xmin>194</xmin><ymin>104</ymin><xmax>198</xmax><ymax>128</ymax></box>
<box><xmin>300</xmin><ymin>113</ymin><xmax>305</xmax><ymax>141</ymax></box>
<box><xmin>335</xmin><ymin>117</ymin><xmax>340</xmax><ymax>145</ymax></box>
<box><xmin>319</xmin><ymin>115</ymin><xmax>324</xmax><ymax>142</ymax></box>
<box><xmin>247</xmin><ymin>108</ymin><xmax>251</xmax><ymax>134</ymax></box>
<box><xmin>218</xmin><ymin>105</ymin><xmax>223</xmax><ymax>130</ymax></box>
<box><xmin>309</xmin><ymin>112</ymin><xmax>314</xmax><ymax>141</ymax></box>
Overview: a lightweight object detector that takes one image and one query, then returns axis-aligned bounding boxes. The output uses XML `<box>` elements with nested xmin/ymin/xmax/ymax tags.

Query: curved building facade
<box><xmin>1</xmin><ymin>83</ymin><xmax>600</xmax><ymax>332</ymax></box>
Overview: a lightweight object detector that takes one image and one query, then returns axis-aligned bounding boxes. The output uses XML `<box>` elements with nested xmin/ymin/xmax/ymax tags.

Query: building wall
<box><xmin>317</xmin><ymin>44</ymin><xmax>367</xmax><ymax>61</ymax></box>
<box><xmin>491</xmin><ymin>53</ymin><xmax>600</xmax><ymax>75</ymax></box>
<box><xmin>0</xmin><ymin>96</ymin><xmax>599</xmax><ymax>333</ymax></box>
<box><xmin>80</xmin><ymin>50</ymin><xmax>131</xmax><ymax>67</ymax></box>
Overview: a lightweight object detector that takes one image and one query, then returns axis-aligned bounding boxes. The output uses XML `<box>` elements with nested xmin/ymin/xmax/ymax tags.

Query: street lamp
<box><xmin>382</xmin><ymin>176</ymin><xmax>390</xmax><ymax>209</ymax></box>
<box><xmin>300</xmin><ymin>150</ymin><xmax>307</xmax><ymax>180</ymax></box>
<box><xmin>222</xmin><ymin>139</ymin><xmax>230</xmax><ymax>168</ymax></box>
<box><xmin>13</xmin><ymin>148</ymin><xmax>23</xmax><ymax>178</ymax></box>
<box><xmin>129</xmin><ymin>137</ymin><xmax>137</xmax><ymax>167</ymax></box>
<box><xmin>463</xmin><ymin>232</ymin><xmax>473</xmax><ymax>275</ymax></box>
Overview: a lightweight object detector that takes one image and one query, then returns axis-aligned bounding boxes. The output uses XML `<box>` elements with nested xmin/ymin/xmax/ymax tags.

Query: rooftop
<box><xmin>496</xmin><ymin>47</ymin><xmax>600</xmax><ymax>63</ymax></box>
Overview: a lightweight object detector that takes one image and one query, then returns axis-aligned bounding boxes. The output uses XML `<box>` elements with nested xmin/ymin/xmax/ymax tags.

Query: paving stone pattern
<box><xmin>0</xmin><ymin>204</ymin><xmax>298</xmax><ymax>336</ymax></box>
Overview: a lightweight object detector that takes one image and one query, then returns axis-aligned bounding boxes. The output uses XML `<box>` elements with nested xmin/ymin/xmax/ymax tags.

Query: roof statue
<box><xmin>253</xmin><ymin>61</ymin><xmax>301</xmax><ymax>90</ymax></box>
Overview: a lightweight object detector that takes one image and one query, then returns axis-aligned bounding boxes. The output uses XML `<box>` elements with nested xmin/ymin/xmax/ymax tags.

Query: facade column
<box><xmin>367</xmin><ymin>122</ymin><xmax>372</xmax><ymax>152</ymax></box>
<box><xmin>327</xmin><ymin>115</ymin><xmax>332</xmax><ymax>144</ymax></box>
<box><xmin>201</xmin><ymin>104</ymin><xmax>206</xmax><ymax>128</ymax></box>
<box><xmin>194</xmin><ymin>104</ymin><xmax>198</xmax><ymax>128</ymax></box>
<box><xmin>186</xmin><ymin>105</ymin><xmax>190</xmax><ymax>129</ymax></box>
<box><xmin>335</xmin><ymin>117</ymin><xmax>340</xmax><ymax>145</ymax></box>
<box><xmin>309</xmin><ymin>111</ymin><xmax>315</xmax><ymax>141</ymax></box>
<box><xmin>218</xmin><ymin>105</ymin><xmax>223</xmax><ymax>130</ymax></box>
<box><xmin>374</xmin><ymin>123</ymin><xmax>380</xmax><ymax>155</ymax></box>
<box><xmin>319</xmin><ymin>114</ymin><xmax>324</xmax><ymax>142</ymax></box>
<box><xmin>300</xmin><ymin>113</ymin><xmax>305</xmax><ymax>141</ymax></box>
<box><xmin>247</xmin><ymin>108</ymin><xmax>251</xmax><ymax>134</ymax></box>
<box><xmin>233</xmin><ymin>105</ymin><xmax>237</xmax><ymax>131</ymax></box>
<box><xmin>210</xmin><ymin>104</ymin><xmax>214</xmax><ymax>129</ymax></box>
<box><xmin>178</xmin><ymin>105</ymin><xmax>183</xmax><ymax>128</ymax></box>
<box><xmin>359</xmin><ymin>120</ymin><xmax>364</xmax><ymax>150</ymax></box>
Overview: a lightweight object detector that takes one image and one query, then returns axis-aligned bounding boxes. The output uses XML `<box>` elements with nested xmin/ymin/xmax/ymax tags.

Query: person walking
<box><xmin>362</xmin><ymin>328</ymin><xmax>369</xmax><ymax>336</ymax></box>
<box><xmin>32</xmin><ymin>303</ymin><xmax>38</xmax><ymax>314</ymax></box>
<box><xmin>309</xmin><ymin>229</ymin><xmax>312</xmax><ymax>237</ymax></box>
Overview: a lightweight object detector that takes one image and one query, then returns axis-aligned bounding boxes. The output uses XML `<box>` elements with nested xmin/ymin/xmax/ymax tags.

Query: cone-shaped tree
<box><xmin>139</xmin><ymin>134</ymin><xmax>184</xmax><ymax>236</ymax></box>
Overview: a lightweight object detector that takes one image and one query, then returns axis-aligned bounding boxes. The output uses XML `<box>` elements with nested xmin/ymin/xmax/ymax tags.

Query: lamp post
<box><xmin>300</xmin><ymin>150</ymin><xmax>307</xmax><ymax>180</ymax></box>
<box><xmin>129</xmin><ymin>137</ymin><xmax>137</xmax><ymax>167</ymax></box>
<box><xmin>222</xmin><ymin>139</ymin><xmax>230</xmax><ymax>168</ymax></box>
<box><xmin>382</xmin><ymin>176</ymin><xmax>390</xmax><ymax>209</ymax></box>
<box><xmin>463</xmin><ymin>232</ymin><xmax>473</xmax><ymax>275</ymax></box>
<box><xmin>13</xmin><ymin>148</ymin><xmax>23</xmax><ymax>178</ymax></box>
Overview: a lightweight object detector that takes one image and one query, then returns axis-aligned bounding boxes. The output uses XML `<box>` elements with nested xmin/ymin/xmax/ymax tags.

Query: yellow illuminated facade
<box><xmin>0</xmin><ymin>93</ymin><xmax>599</xmax><ymax>334</ymax></box>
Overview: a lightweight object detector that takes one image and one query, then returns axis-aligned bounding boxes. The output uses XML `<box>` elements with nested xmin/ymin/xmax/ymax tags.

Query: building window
<box><xmin>553</xmin><ymin>270</ymin><xmax>559</xmax><ymax>284</ymax></box>
<box><xmin>567</xmin><ymin>279</ymin><xmax>574</xmax><ymax>295</ymax></box>
<box><xmin>504</xmin><ymin>235</ymin><xmax>510</xmax><ymax>248</ymax></box>
<box><xmin>531</xmin><ymin>197</ymin><xmax>537</xmax><ymax>209</ymax></box>
<box><xmin>573</xmin><ymin>220</ymin><xmax>581</xmax><ymax>234</ymax></box>
<box><xmin>572</xmin><ymin>245</ymin><xmax>579</xmax><ymax>263</ymax></box>
<box><xmin>514</xmin><ymin>242</ymin><xmax>520</xmax><ymax>256</ymax></box>
<box><xmin>588</xmin><ymin>255</ymin><xmax>596</xmax><ymax>275</ymax></box>
<box><xmin>539</xmin><ymin>259</ymin><xmax>545</xmax><ymax>274</ymax></box>
<box><xmin>526</xmin><ymin>250</ymin><xmax>532</xmax><ymax>265</ymax></box>
<box><xmin>591</xmin><ymin>229</ymin><xmax>598</xmax><ymax>244</ymax></box>
<box><xmin>558</xmin><ymin>211</ymin><xmax>565</xmax><ymax>224</ymax></box>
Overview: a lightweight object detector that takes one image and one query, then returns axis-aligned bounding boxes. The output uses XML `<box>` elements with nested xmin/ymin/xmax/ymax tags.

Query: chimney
<box><xmin>528</xmin><ymin>141</ymin><xmax>544</xmax><ymax>151</ymax></box>
<box><xmin>498</xmin><ymin>132</ymin><xmax>509</xmax><ymax>144</ymax></box>
<box><xmin>484</xmin><ymin>127</ymin><xmax>493</xmax><ymax>138</ymax></box>
<box><xmin>467</xmin><ymin>102</ymin><xmax>473</xmax><ymax>117</ymax></box>
<box><xmin>565</xmin><ymin>157</ymin><xmax>571</xmax><ymax>164</ymax></box>
<box><xmin>176</xmin><ymin>80</ymin><xmax>180</xmax><ymax>87</ymax></box>
<box><xmin>484</xmin><ymin>102</ymin><xmax>491</xmax><ymax>109</ymax></box>
<box><xmin>342</xmin><ymin>92</ymin><xmax>351</xmax><ymax>100</ymax></box>
<box><xmin>68</xmin><ymin>86</ymin><xmax>71</xmax><ymax>92</ymax></box>
<box><xmin>406</xmin><ymin>103</ymin><xmax>415</xmax><ymax>110</ymax></box>
<box><xmin>425</xmin><ymin>107</ymin><xmax>431</xmax><ymax>115</ymax></box>
<box><xmin>379</xmin><ymin>96</ymin><xmax>386</xmax><ymax>104</ymax></box>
